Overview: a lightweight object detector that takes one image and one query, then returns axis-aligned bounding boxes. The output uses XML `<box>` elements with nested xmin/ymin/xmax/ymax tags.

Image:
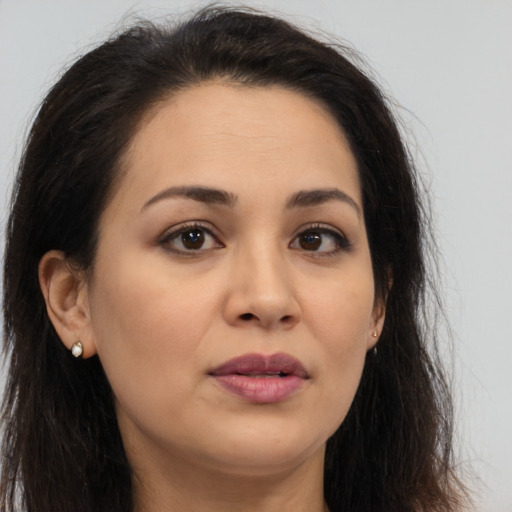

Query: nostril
<box><xmin>240</xmin><ymin>313</ymin><xmax>255</xmax><ymax>321</ymax></box>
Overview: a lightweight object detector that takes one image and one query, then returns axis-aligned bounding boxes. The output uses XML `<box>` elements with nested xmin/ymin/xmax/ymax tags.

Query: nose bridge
<box><xmin>224</xmin><ymin>232</ymin><xmax>300</xmax><ymax>329</ymax></box>
<box><xmin>245</xmin><ymin>238</ymin><xmax>288</xmax><ymax>297</ymax></box>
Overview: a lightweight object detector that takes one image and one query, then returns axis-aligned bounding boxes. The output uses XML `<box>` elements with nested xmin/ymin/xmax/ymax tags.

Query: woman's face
<box><xmin>82</xmin><ymin>83</ymin><xmax>383</xmax><ymax>477</ymax></box>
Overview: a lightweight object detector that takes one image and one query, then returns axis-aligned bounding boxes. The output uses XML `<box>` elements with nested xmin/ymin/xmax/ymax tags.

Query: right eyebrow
<box><xmin>141</xmin><ymin>185</ymin><xmax>238</xmax><ymax>212</ymax></box>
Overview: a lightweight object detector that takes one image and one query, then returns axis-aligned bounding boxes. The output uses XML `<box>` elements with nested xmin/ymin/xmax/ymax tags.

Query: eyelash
<box><xmin>289</xmin><ymin>224</ymin><xmax>351</xmax><ymax>257</ymax></box>
<box><xmin>158</xmin><ymin>222</ymin><xmax>350</xmax><ymax>257</ymax></box>
<box><xmin>158</xmin><ymin>222</ymin><xmax>224</xmax><ymax>255</ymax></box>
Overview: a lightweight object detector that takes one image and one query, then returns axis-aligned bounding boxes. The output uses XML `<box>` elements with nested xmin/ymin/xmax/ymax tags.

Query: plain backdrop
<box><xmin>1</xmin><ymin>1</ymin><xmax>511</xmax><ymax>510</ymax></box>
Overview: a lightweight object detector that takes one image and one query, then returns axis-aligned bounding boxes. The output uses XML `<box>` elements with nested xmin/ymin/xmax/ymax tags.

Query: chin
<box><xmin>194</xmin><ymin>423</ymin><xmax>329</xmax><ymax>477</ymax></box>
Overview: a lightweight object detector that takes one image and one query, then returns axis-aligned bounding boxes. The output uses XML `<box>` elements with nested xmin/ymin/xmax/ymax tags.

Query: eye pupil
<box><xmin>299</xmin><ymin>232</ymin><xmax>321</xmax><ymax>250</ymax></box>
<box><xmin>181</xmin><ymin>229</ymin><xmax>205</xmax><ymax>249</ymax></box>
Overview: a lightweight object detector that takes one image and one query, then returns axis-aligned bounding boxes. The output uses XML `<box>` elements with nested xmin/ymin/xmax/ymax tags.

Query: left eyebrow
<box><xmin>285</xmin><ymin>188</ymin><xmax>362</xmax><ymax>217</ymax></box>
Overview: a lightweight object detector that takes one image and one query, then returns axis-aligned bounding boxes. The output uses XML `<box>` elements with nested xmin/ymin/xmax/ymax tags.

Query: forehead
<box><xmin>113</xmin><ymin>82</ymin><xmax>361</xmax><ymax>210</ymax></box>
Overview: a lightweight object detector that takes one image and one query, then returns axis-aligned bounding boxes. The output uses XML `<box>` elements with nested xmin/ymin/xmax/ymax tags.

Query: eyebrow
<box><xmin>286</xmin><ymin>188</ymin><xmax>361</xmax><ymax>217</ymax></box>
<box><xmin>142</xmin><ymin>186</ymin><xmax>237</xmax><ymax>211</ymax></box>
<box><xmin>141</xmin><ymin>185</ymin><xmax>361</xmax><ymax>217</ymax></box>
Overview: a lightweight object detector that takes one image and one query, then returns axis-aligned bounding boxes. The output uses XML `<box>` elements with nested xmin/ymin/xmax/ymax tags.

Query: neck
<box><xmin>130</xmin><ymin>444</ymin><xmax>328</xmax><ymax>512</ymax></box>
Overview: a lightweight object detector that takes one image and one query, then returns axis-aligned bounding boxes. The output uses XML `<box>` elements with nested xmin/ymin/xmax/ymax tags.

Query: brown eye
<box><xmin>181</xmin><ymin>229</ymin><xmax>205</xmax><ymax>250</ymax></box>
<box><xmin>299</xmin><ymin>232</ymin><xmax>322</xmax><ymax>250</ymax></box>
<box><xmin>290</xmin><ymin>226</ymin><xmax>348</xmax><ymax>255</ymax></box>
<box><xmin>160</xmin><ymin>225</ymin><xmax>223</xmax><ymax>254</ymax></box>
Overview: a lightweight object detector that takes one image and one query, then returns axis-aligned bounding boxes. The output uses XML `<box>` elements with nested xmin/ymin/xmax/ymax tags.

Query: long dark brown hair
<box><xmin>1</xmin><ymin>6</ymin><xmax>469</xmax><ymax>511</ymax></box>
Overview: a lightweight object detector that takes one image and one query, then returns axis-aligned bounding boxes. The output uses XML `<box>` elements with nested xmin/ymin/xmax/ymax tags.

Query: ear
<box><xmin>367</xmin><ymin>297</ymin><xmax>386</xmax><ymax>351</ymax></box>
<box><xmin>367</xmin><ymin>269</ymin><xmax>393</xmax><ymax>350</ymax></box>
<box><xmin>39</xmin><ymin>250</ymin><xmax>96</xmax><ymax>358</ymax></box>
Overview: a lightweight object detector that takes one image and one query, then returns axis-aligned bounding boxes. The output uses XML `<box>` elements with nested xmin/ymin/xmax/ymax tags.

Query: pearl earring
<box><xmin>71</xmin><ymin>341</ymin><xmax>83</xmax><ymax>358</ymax></box>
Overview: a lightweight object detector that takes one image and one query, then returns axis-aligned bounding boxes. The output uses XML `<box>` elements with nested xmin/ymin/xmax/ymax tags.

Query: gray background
<box><xmin>1</xmin><ymin>1</ymin><xmax>511</xmax><ymax>510</ymax></box>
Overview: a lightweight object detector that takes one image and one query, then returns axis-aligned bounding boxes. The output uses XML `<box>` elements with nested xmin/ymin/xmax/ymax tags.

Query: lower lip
<box><xmin>212</xmin><ymin>374</ymin><xmax>305</xmax><ymax>403</ymax></box>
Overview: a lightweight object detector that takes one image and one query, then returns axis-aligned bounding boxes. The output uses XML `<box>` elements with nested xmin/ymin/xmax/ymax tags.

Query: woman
<box><xmin>1</xmin><ymin>6</ymin><xmax>469</xmax><ymax>512</ymax></box>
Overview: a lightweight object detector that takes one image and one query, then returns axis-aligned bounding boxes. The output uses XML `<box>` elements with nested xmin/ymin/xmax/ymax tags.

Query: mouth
<box><xmin>209</xmin><ymin>353</ymin><xmax>309</xmax><ymax>403</ymax></box>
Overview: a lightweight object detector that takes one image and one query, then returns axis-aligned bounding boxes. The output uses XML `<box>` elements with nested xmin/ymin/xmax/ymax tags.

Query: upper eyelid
<box><xmin>290</xmin><ymin>223</ymin><xmax>352</xmax><ymax>253</ymax></box>
<box><xmin>158</xmin><ymin>223</ymin><xmax>224</xmax><ymax>256</ymax></box>
<box><xmin>291</xmin><ymin>228</ymin><xmax>347</xmax><ymax>245</ymax></box>
<box><xmin>159</xmin><ymin>221</ymin><xmax>346</xmax><ymax>236</ymax></box>
<box><xmin>157</xmin><ymin>220</ymin><xmax>349</xmax><ymax>246</ymax></box>
<box><xmin>291</xmin><ymin>222</ymin><xmax>347</xmax><ymax>239</ymax></box>
<box><xmin>159</xmin><ymin>221</ymin><xmax>220</xmax><ymax>241</ymax></box>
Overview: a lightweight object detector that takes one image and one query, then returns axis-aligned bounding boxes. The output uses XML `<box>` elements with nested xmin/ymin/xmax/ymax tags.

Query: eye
<box><xmin>159</xmin><ymin>224</ymin><xmax>223</xmax><ymax>254</ymax></box>
<box><xmin>290</xmin><ymin>225</ymin><xmax>349</xmax><ymax>255</ymax></box>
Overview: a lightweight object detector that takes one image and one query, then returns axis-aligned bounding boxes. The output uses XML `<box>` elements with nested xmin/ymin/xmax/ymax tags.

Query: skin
<box><xmin>40</xmin><ymin>83</ymin><xmax>384</xmax><ymax>512</ymax></box>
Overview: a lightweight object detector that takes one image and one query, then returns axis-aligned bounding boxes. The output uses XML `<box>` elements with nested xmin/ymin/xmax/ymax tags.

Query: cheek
<box><xmin>85</xmin><ymin>257</ymin><xmax>217</xmax><ymax>411</ymax></box>
<box><xmin>302</xmin><ymin>273</ymin><xmax>374</xmax><ymax>426</ymax></box>
<box><xmin>89</xmin><ymin>252</ymin><xmax>213</xmax><ymax>345</ymax></box>
<box><xmin>305</xmin><ymin>272</ymin><xmax>375</xmax><ymax>351</ymax></box>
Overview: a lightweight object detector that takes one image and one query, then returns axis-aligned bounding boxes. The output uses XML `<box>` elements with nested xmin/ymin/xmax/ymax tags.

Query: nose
<box><xmin>222</xmin><ymin>245</ymin><xmax>301</xmax><ymax>331</ymax></box>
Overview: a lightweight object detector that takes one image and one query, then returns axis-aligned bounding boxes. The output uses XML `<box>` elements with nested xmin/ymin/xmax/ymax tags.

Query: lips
<box><xmin>209</xmin><ymin>353</ymin><xmax>309</xmax><ymax>403</ymax></box>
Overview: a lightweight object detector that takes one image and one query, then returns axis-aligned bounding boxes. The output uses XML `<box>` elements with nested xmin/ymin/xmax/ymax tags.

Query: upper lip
<box><xmin>209</xmin><ymin>352</ymin><xmax>309</xmax><ymax>379</ymax></box>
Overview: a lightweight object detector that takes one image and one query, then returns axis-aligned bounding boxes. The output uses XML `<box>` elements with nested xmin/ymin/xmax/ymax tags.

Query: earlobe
<box><xmin>368</xmin><ymin>273</ymin><xmax>392</xmax><ymax>350</ymax></box>
<box><xmin>38</xmin><ymin>250</ymin><xmax>96</xmax><ymax>358</ymax></box>
<box><xmin>367</xmin><ymin>300</ymin><xmax>386</xmax><ymax>350</ymax></box>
